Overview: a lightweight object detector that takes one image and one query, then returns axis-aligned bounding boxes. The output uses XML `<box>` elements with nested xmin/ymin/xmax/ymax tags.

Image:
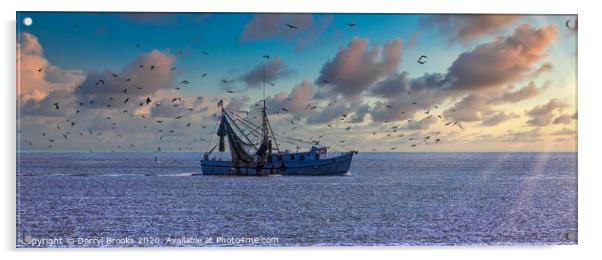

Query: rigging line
<box><xmin>228</xmin><ymin>115</ymin><xmax>263</xmax><ymax>147</ymax></box>
<box><xmin>272</xmin><ymin>113</ymin><xmax>349</xmax><ymax>152</ymax></box>
<box><xmin>223</xmin><ymin>110</ymin><xmax>258</xmax><ymax>150</ymax></box>
<box><xmin>265</xmin><ymin>113</ymin><xmax>281</xmax><ymax>152</ymax></box>
<box><xmin>204</xmin><ymin>113</ymin><xmax>221</xmax><ymax>153</ymax></box>
<box><xmin>228</xmin><ymin>110</ymin><xmax>263</xmax><ymax>136</ymax></box>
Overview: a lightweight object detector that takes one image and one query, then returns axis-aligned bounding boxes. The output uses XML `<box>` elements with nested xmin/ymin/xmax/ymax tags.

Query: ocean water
<box><xmin>16</xmin><ymin>152</ymin><xmax>577</xmax><ymax>247</ymax></box>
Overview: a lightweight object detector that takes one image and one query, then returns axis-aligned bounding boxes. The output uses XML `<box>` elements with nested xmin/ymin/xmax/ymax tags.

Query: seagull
<box><xmin>146</xmin><ymin>97</ymin><xmax>152</xmax><ymax>104</ymax></box>
<box><xmin>202</xmin><ymin>51</ymin><xmax>209</xmax><ymax>55</ymax></box>
<box><xmin>346</xmin><ymin>22</ymin><xmax>356</xmax><ymax>27</ymax></box>
<box><xmin>53</xmin><ymin>102</ymin><xmax>59</xmax><ymax>110</ymax></box>
<box><xmin>111</xmin><ymin>73</ymin><xmax>119</xmax><ymax>77</ymax></box>
<box><xmin>124</xmin><ymin>98</ymin><xmax>129</xmax><ymax>104</ymax></box>
<box><xmin>150</xmin><ymin>65</ymin><xmax>156</xmax><ymax>70</ymax></box>
<box><xmin>226</xmin><ymin>90</ymin><xmax>236</xmax><ymax>93</ymax></box>
<box><xmin>417</xmin><ymin>55</ymin><xmax>428</xmax><ymax>65</ymax></box>
<box><xmin>285</xmin><ymin>24</ymin><xmax>298</xmax><ymax>29</ymax></box>
<box><xmin>263</xmin><ymin>55</ymin><xmax>270</xmax><ymax>59</ymax></box>
<box><xmin>95</xmin><ymin>79</ymin><xmax>105</xmax><ymax>85</ymax></box>
<box><xmin>122</xmin><ymin>88</ymin><xmax>128</xmax><ymax>93</ymax></box>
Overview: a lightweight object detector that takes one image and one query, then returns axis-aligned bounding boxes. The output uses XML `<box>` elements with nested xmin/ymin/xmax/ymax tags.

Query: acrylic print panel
<box><xmin>16</xmin><ymin>12</ymin><xmax>577</xmax><ymax>247</ymax></box>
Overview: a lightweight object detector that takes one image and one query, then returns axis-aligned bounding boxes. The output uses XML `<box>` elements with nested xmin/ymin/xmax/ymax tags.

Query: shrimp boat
<box><xmin>200</xmin><ymin>100</ymin><xmax>356</xmax><ymax>176</ymax></box>
<box><xmin>200</xmin><ymin>63</ymin><xmax>356</xmax><ymax>176</ymax></box>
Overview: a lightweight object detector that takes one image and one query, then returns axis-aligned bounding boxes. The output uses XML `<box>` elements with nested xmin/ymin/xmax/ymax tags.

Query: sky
<box><xmin>16</xmin><ymin>12</ymin><xmax>577</xmax><ymax>152</ymax></box>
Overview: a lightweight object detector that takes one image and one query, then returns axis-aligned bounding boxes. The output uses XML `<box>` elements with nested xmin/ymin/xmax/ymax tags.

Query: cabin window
<box><xmin>290</xmin><ymin>154</ymin><xmax>295</xmax><ymax>160</ymax></box>
<box><xmin>300</xmin><ymin>155</ymin><xmax>305</xmax><ymax>161</ymax></box>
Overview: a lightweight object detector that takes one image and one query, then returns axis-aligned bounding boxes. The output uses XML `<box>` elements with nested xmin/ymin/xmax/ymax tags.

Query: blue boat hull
<box><xmin>201</xmin><ymin>152</ymin><xmax>353</xmax><ymax>176</ymax></box>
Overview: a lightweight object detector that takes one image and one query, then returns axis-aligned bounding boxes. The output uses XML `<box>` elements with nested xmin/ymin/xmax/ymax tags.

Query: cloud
<box><xmin>481</xmin><ymin>112</ymin><xmax>518</xmax><ymax>127</ymax></box>
<box><xmin>443</xmin><ymin>93</ymin><xmax>493</xmax><ymax>122</ymax></box>
<box><xmin>239</xmin><ymin>57</ymin><xmax>294</xmax><ymax>88</ymax></box>
<box><xmin>551</xmin><ymin>128</ymin><xmax>576</xmax><ymax>136</ymax></box>
<box><xmin>306</xmin><ymin>101</ymin><xmax>351</xmax><ymax>125</ymax></box>
<box><xmin>240</xmin><ymin>14</ymin><xmax>331</xmax><ymax>51</ymax></box>
<box><xmin>225</xmin><ymin>95</ymin><xmax>251</xmax><ymax>111</ymax></box>
<box><xmin>17</xmin><ymin>32</ymin><xmax>85</xmax><ymax>101</ymax></box>
<box><xmin>502</xmin><ymin>128</ymin><xmax>544</xmax><ymax>143</ymax></box>
<box><xmin>20</xmin><ymin>90</ymin><xmax>74</xmax><ymax>117</ymax></box>
<box><xmin>408</xmin><ymin>116</ymin><xmax>438</xmax><ymax>130</ymax></box>
<box><xmin>119</xmin><ymin>13</ymin><xmax>210</xmax><ymax>26</ymax></box>
<box><xmin>493</xmin><ymin>80</ymin><xmax>552</xmax><ymax>103</ymax></box>
<box><xmin>150</xmin><ymin>97</ymin><xmax>190</xmax><ymax>118</ymax></box>
<box><xmin>553</xmin><ymin>113</ymin><xmax>574</xmax><ymax>125</ymax></box>
<box><xmin>526</xmin><ymin>98</ymin><xmax>569</xmax><ymax>126</ymax></box>
<box><xmin>315</xmin><ymin>37</ymin><xmax>403</xmax><ymax>98</ymax></box>
<box><xmin>444</xmin><ymin>24</ymin><xmax>558</xmax><ymax>91</ymax></box>
<box><xmin>75</xmin><ymin>50</ymin><xmax>177</xmax><ymax>109</ymax></box>
<box><xmin>265</xmin><ymin>80</ymin><xmax>315</xmax><ymax>116</ymax></box>
<box><xmin>365</xmin><ymin>24</ymin><xmax>557</xmax><ymax>125</ymax></box>
<box><xmin>422</xmin><ymin>14</ymin><xmax>519</xmax><ymax>44</ymax></box>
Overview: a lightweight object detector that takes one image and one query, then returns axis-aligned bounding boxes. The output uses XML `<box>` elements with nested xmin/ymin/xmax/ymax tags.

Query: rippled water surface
<box><xmin>16</xmin><ymin>152</ymin><xmax>577</xmax><ymax>247</ymax></box>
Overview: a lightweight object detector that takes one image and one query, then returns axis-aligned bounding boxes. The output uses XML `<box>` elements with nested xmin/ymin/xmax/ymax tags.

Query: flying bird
<box><xmin>146</xmin><ymin>97</ymin><xmax>152</xmax><ymax>104</ymax></box>
<box><xmin>285</xmin><ymin>24</ymin><xmax>298</xmax><ymax>29</ymax></box>
<box><xmin>53</xmin><ymin>102</ymin><xmax>59</xmax><ymax>110</ymax></box>
<box><xmin>263</xmin><ymin>55</ymin><xmax>270</xmax><ymax>59</ymax></box>
<box><xmin>226</xmin><ymin>90</ymin><xmax>236</xmax><ymax>93</ymax></box>
<box><xmin>201</xmin><ymin>73</ymin><xmax>208</xmax><ymax>78</ymax></box>
<box><xmin>417</xmin><ymin>55</ymin><xmax>428</xmax><ymax>65</ymax></box>
<box><xmin>95</xmin><ymin>79</ymin><xmax>105</xmax><ymax>85</ymax></box>
<box><xmin>346</xmin><ymin>22</ymin><xmax>356</xmax><ymax>27</ymax></box>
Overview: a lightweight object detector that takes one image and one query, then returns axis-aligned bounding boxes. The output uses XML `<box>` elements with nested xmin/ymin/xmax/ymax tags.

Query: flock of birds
<box><xmin>27</xmin><ymin>17</ymin><xmax>573</xmax><ymax>154</ymax></box>
<box><xmin>19</xmin><ymin>22</ymin><xmax>446</xmax><ymax>154</ymax></box>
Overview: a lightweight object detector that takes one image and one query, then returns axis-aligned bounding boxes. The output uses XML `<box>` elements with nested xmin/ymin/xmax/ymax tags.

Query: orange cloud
<box><xmin>17</xmin><ymin>32</ymin><xmax>84</xmax><ymax>101</ymax></box>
